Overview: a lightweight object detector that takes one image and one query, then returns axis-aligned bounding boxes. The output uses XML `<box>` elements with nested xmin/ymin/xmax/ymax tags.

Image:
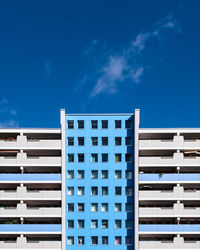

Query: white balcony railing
<box><xmin>139</xmin><ymin>152</ymin><xmax>200</xmax><ymax>166</ymax></box>
<box><xmin>0</xmin><ymin>237</ymin><xmax>61</xmax><ymax>249</ymax></box>
<box><xmin>0</xmin><ymin>204</ymin><xmax>61</xmax><ymax>217</ymax></box>
<box><xmin>0</xmin><ymin>186</ymin><xmax>61</xmax><ymax>200</ymax></box>
<box><xmin>139</xmin><ymin>203</ymin><xmax>200</xmax><ymax>217</ymax></box>
<box><xmin>139</xmin><ymin>186</ymin><xmax>200</xmax><ymax>200</ymax></box>
<box><xmin>139</xmin><ymin>135</ymin><xmax>200</xmax><ymax>150</ymax></box>
<box><xmin>0</xmin><ymin>153</ymin><xmax>61</xmax><ymax>166</ymax></box>
<box><xmin>0</xmin><ymin>135</ymin><xmax>61</xmax><ymax>149</ymax></box>
<box><xmin>139</xmin><ymin>237</ymin><xmax>200</xmax><ymax>249</ymax></box>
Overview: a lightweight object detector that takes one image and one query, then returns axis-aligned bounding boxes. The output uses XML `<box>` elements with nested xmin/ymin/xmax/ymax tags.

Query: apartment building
<box><xmin>0</xmin><ymin>128</ymin><xmax>62</xmax><ymax>250</ymax></box>
<box><xmin>139</xmin><ymin>128</ymin><xmax>200</xmax><ymax>250</ymax></box>
<box><xmin>0</xmin><ymin>109</ymin><xmax>200</xmax><ymax>250</ymax></box>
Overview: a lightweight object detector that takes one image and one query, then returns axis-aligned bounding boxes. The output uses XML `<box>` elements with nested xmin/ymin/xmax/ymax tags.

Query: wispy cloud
<box><xmin>0</xmin><ymin>98</ymin><xmax>19</xmax><ymax>128</ymax></box>
<box><xmin>77</xmin><ymin>14</ymin><xmax>181</xmax><ymax>97</ymax></box>
<box><xmin>44</xmin><ymin>61</ymin><xmax>51</xmax><ymax>77</ymax></box>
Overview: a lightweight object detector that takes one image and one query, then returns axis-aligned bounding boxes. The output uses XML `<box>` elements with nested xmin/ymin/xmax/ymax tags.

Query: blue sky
<box><xmin>0</xmin><ymin>0</ymin><xmax>199</xmax><ymax>128</ymax></box>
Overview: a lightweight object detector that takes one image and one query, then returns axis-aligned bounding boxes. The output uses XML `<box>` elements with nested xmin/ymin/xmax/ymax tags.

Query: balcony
<box><xmin>0</xmin><ymin>204</ymin><xmax>61</xmax><ymax>217</ymax></box>
<box><xmin>0</xmin><ymin>224</ymin><xmax>61</xmax><ymax>232</ymax></box>
<box><xmin>139</xmin><ymin>153</ymin><xmax>200</xmax><ymax>166</ymax></box>
<box><xmin>0</xmin><ymin>186</ymin><xmax>61</xmax><ymax>200</ymax></box>
<box><xmin>139</xmin><ymin>136</ymin><xmax>180</xmax><ymax>149</ymax></box>
<box><xmin>140</xmin><ymin>135</ymin><xmax>200</xmax><ymax>150</ymax></box>
<box><xmin>139</xmin><ymin>237</ymin><xmax>200</xmax><ymax>249</ymax></box>
<box><xmin>139</xmin><ymin>203</ymin><xmax>200</xmax><ymax>217</ymax></box>
<box><xmin>0</xmin><ymin>153</ymin><xmax>61</xmax><ymax>166</ymax></box>
<box><xmin>0</xmin><ymin>135</ymin><xmax>61</xmax><ymax>149</ymax></box>
<box><xmin>139</xmin><ymin>186</ymin><xmax>200</xmax><ymax>200</ymax></box>
<box><xmin>0</xmin><ymin>174</ymin><xmax>61</xmax><ymax>182</ymax></box>
<box><xmin>139</xmin><ymin>224</ymin><xmax>200</xmax><ymax>233</ymax></box>
<box><xmin>139</xmin><ymin>174</ymin><xmax>200</xmax><ymax>182</ymax></box>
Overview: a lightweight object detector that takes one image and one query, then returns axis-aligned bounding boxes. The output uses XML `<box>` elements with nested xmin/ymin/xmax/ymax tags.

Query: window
<box><xmin>78</xmin><ymin>170</ymin><xmax>84</xmax><ymax>179</ymax></box>
<box><xmin>101</xmin><ymin>170</ymin><xmax>108</xmax><ymax>179</ymax></box>
<box><xmin>125</xmin><ymin>236</ymin><xmax>132</xmax><ymax>245</ymax></box>
<box><xmin>78</xmin><ymin>154</ymin><xmax>84</xmax><ymax>162</ymax></box>
<box><xmin>125</xmin><ymin>137</ymin><xmax>132</xmax><ymax>146</ymax></box>
<box><xmin>67</xmin><ymin>120</ymin><xmax>74</xmax><ymax>129</ymax></box>
<box><xmin>78</xmin><ymin>203</ymin><xmax>84</xmax><ymax>212</ymax></box>
<box><xmin>102</xmin><ymin>137</ymin><xmax>108</xmax><ymax>146</ymax></box>
<box><xmin>101</xmin><ymin>203</ymin><xmax>108</xmax><ymax>212</ymax></box>
<box><xmin>101</xmin><ymin>153</ymin><xmax>108</xmax><ymax>162</ymax></box>
<box><xmin>91</xmin><ymin>236</ymin><xmax>98</xmax><ymax>245</ymax></box>
<box><xmin>115</xmin><ymin>187</ymin><xmax>122</xmax><ymax>195</ymax></box>
<box><xmin>125</xmin><ymin>153</ymin><xmax>132</xmax><ymax>162</ymax></box>
<box><xmin>91</xmin><ymin>187</ymin><xmax>98</xmax><ymax>195</ymax></box>
<box><xmin>67</xmin><ymin>236</ymin><xmax>74</xmax><ymax>245</ymax></box>
<box><xmin>78</xmin><ymin>236</ymin><xmax>84</xmax><ymax>245</ymax></box>
<box><xmin>78</xmin><ymin>120</ymin><xmax>84</xmax><ymax>129</ymax></box>
<box><xmin>125</xmin><ymin>220</ymin><xmax>132</xmax><ymax>229</ymax></box>
<box><xmin>115</xmin><ymin>203</ymin><xmax>122</xmax><ymax>212</ymax></box>
<box><xmin>91</xmin><ymin>120</ymin><xmax>98</xmax><ymax>129</ymax></box>
<box><xmin>101</xmin><ymin>220</ymin><xmax>108</xmax><ymax>229</ymax></box>
<box><xmin>91</xmin><ymin>154</ymin><xmax>98</xmax><ymax>162</ymax></box>
<box><xmin>78</xmin><ymin>187</ymin><xmax>84</xmax><ymax>196</ymax></box>
<box><xmin>115</xmin><ymin>154</ymin><xmax>122</xmax><ymax>162</ymax></box>
<box><xmin>91</xmin><ymin>220</ymin><xmax>98</xmax><ymax>229</ymax></box>
<box><xmin>115</xmin><ymin>120</ymin><xmax>121</xmax><ymax>129</ymax></box>
<box><xmin>91</xmin><ymin>203</ymin><xmax>98</xmax><ymax>212</ymax></box>
<box><xmin>126</xmin><ymin>170</ymin><xmax>132</xmax><ymax>179</ymax></box>
<box><xmin>115</xmin><ymin>170</ymin><xmax>122</xmax><ymax>179</ymax></box>
<box><xmin>125</xmin><ymin>203</ymin><xmax>132</xmax><ymax>212</ymax></box>
<box><xmin>125</xmin><ymin>120</ymin><xmax>132</xmax><ymax>129</ymax></box>
<box><xmin>67</xmin><ymin>220</ymin><xmax>74</xmax><ymax>228</ymax></box>
<box><xmin>91</xmin><ymin>170</ymin><xmax>98</xmax><ymax>179</ymax></box>
<box><xmin>67</xmin><ymin>187</ymin><xmax>74</xmax><ymax>196</ymax></box>
<box><xmin>68</xmin><ymin>154</ymin><xmax>74</xmax><ymax>162</ymax></box>
<box><xmin>68</xmin><ymin>137</ymin><xmax>74</xmax><ymax>146</ymax></box>
<box><xmin>115</xmin><ymin>137</ymin><xmax>121</xmax><ymax>146</ymax></box>
<box><xmin>67</xmin><ymin>170</ymin><xmax>74</xmax><ymax>179</ymax></box>
<box><xmin>78</xmin><ymin>220</ymin><xmax>84</xmax><ymax>228</ymax></box>
<box><xmin>115</xmin><ymin>220</ymin><xmax>122</xmax><ymax>229</ymax></box>
<box><xmin>101</xmin><ymin>120</ymin><xmax>108</xmax><ymax>129</ymax></box>
<box><xmin>101</xmin><ymin>186</ymin><xmax>108</xmax><ymax>196</ymax></box>
<box><xmin>91</xmin><ymin>137</ymin><xmax>98</xmax><ymax>146</ymax></box>
<box><xmin>115</xmin><ymin>236</ymin><xmax>122</xmax><ymax>245</ymax></box>
<box><xmin>68</xmin><ymin>203</ymin><xmax>74</xmax><ymax>212</ymax></box>
<box><xmin>126</xmin><ymin>187</ymin><xmax>132</xmax><ymax>196</ymax></box>
<box><xmin>102</xmin><ymin>236</ymin><xmax>108</xmax><ymax>245</ymax></box>
<box><xmin>78</xmin><ymin>137</ymin><xmax>84</xmax><ymax>146</ymax></box>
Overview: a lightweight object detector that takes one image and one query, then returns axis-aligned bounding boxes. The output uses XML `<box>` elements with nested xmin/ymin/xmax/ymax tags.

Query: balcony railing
<box><xmin>139</xmin><ymin>237</ymin><xmax>200</xmax><ymax>249</ymax></box>
<box><xmin>0</xmin><ymin>135</ymin><xmax>61</xmax><ymax>149</ymax></box>
<box><xmin>0</xmin><ymin>224</ymin><xmax>61</xmax><ymax>232</ymax></box>
<box><xmin>139</xmin><ymin>173</ymin><xmax>200</xmax><ymax>182</ymax></box>
<box><xmin>0</xmin><ymin>186</ymin><xmax>61</xmax><ymax>200</ymax></box>
<box><xmin>0</xmin><ymin>153</ymin><xmax>61</xmax><ymax>166</ymax></box>
<box><xmin>140</xmin><ymin>153</ymin><xmax>200</xmax><ymax>166</ymax></box>
<box><xmin>0</xmin><ymin>204</ymin><xmax>61</xmax><ymax>217</ymax></box>
<box><xmin>0</xmin><ymin>174</ymin><xmax>61</xmax><ymax>182</ymax></box>
<box><xmin>139</xmin><ymin>224</ymin><xmax>200</xmax><ymax>232</ymax></box>
<box><xmin>139</xmin><ymin>186</ymin><xmax>200</xmax><ymax>200</ymax></box>
<box><xmin>139</xmin><ymin>204</ymin><xmax>200</xmax><ymax>217</ymax></box>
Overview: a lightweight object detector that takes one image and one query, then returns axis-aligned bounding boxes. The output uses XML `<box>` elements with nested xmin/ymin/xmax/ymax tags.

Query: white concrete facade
<box><xmin>0</xmin><ymin>128</ymin><xmax>62</xmax><ymax>249</ymax></box>
<box><xmin>139</xmin><ymin>127</ymin><xmax>200</xmax><ymax>249</ymax></box>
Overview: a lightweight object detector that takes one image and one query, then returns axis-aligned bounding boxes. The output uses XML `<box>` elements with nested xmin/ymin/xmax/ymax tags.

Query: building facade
<box><xmin>0</xmin><ymin>109</ymin><xmax>200</xmax><ymax>250</ymax></box>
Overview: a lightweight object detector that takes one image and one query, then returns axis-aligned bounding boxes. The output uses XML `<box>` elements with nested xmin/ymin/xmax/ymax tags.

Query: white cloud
<box><xmin>0</xmin><ymin>98</ymin><xmax>18</xmax><ymax>128</ymax></box>
<box><xmin>78</xmin><ymin>14</ymin><xmax>181</xmax><ymax>97</ymax></box>
<box><xmin>44</xmin><ymin>61</ymin><xmax>51</xmax><ymax>77</ymax></box>
<box><xmin>0</xmin><ymin>120</ymin><xmax>19</xmax><ymax>128</ymax></box>
<box><xmin>130</xmin><ymin>67</ymin><xmax>144</xmax><ymax>83</ymax></box>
